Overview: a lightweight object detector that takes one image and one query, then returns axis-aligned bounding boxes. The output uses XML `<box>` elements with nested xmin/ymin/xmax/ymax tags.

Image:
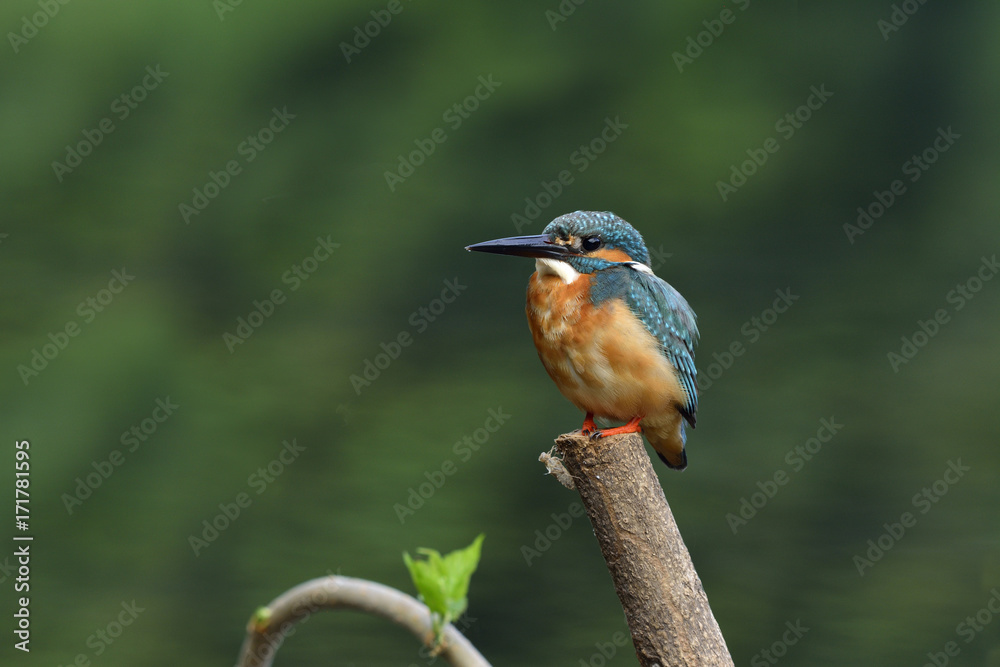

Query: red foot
<box><xmin>592</xmin><ymin>416</ymin><xmax>643</xmax><ymax>439</ymax></box>
<box><xmin>581</xmin><ymin>413</ymin><xmax>598</xmax><ymax>435</ymax></box>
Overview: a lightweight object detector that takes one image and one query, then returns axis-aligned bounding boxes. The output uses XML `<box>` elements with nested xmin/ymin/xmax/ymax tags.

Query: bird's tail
<box><xmin>646</xmin><ymin>417</ymin><xmax>688</xmax><ymax>471</ymax></box>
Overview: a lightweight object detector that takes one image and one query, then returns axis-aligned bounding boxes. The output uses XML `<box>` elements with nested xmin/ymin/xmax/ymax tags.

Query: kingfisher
<box><xmin>466</xmin><ymin>211</ymin><xmax>698</xmax><ymax>470</ymax></box>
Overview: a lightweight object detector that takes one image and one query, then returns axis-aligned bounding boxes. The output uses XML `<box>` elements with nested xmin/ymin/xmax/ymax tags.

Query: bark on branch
<box><xmin>235</xmin><ymin>575</ymin><xmax>491</xmax><ymax>667</ymax></box>
<box><xmin>549</xmin><ymin>431</ymin><xmax>734</xmax><ymax>667</ymax></box>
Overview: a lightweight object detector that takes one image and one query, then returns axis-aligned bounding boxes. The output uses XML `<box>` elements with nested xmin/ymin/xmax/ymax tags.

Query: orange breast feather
<box><xmin>525</xmin><ymin>270</ymin><xmax>684</xmax><ymax>422</ymax></box>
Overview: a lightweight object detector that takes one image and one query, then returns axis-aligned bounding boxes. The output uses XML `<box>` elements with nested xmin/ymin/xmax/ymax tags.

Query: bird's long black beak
<box><xmin>465</xmin><ymin>234</ymin><xmax>576</xmax><ymax>260</ymax></box>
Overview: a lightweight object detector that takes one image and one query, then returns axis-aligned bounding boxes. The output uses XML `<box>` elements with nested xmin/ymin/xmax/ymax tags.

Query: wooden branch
<box><xmin>551</xmin><ymin>432</ymin><xmax>734</xmax><ymax>667</ymax></box>
<box><xmin>235</xmin><ymin>575</ymin><xmax>491</xmax><ymax>667</ymax></box>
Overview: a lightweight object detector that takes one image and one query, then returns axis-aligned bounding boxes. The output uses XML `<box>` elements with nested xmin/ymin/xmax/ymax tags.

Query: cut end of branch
<box><xmin>554</xmin><ymin>430</ymin><xmax>645</xmax><ymax>465</ymax></box>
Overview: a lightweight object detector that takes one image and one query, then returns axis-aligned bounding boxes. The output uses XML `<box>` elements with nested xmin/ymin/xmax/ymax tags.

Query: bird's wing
<box><xmin>596</xmin><ymin>264</ymin><xmax>700</xmax><ymax>425</ymax></box>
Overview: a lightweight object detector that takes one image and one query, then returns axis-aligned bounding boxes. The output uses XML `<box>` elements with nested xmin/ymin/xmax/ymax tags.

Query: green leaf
<box><xmin>403</xmin><ymin>533</ymin><xmax>485</xmax><ymax>627</ymax></box>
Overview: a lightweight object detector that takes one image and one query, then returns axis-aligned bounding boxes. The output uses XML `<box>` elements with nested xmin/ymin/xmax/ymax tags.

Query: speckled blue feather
<box><xmin>544</xmin><ymin>211</ymin><xmax>650</xmax><ymax>266</ymax></box>
<box><xmin>590</xmin><ymin>265</ymin><xmax>699</xmax><ymax>424</ymax></box>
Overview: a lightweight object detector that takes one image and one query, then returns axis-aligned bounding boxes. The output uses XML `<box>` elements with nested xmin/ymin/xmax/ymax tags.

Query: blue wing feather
<box><xmin>590</xmin><ymin>265</ymin><xmax>699</xmax><ymax>424</ymax></box>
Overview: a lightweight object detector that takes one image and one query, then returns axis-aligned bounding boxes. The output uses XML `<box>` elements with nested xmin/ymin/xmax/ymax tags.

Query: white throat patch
<box><xmin>535</xmin><ymin>258</ymin><xmax>581</xmax><ymax>284</ymax></box>
<box><xmin>624</xmin><ymin>261</ymin><xmax>654</xmax><ymax>276</ymax></box>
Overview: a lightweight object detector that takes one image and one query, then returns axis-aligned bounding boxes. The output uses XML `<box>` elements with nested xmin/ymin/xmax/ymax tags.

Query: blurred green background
<box><xmin>2</xmin><ymin>1</ymin><xmax>999</xmax><ymax>665</ymax></box>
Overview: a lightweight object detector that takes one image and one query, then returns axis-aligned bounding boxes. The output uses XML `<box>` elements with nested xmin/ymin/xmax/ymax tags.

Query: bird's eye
<box><xmin>581</xmin><ymin>236</ymin><xmax>602</xmax><ymax>252</ymax></box>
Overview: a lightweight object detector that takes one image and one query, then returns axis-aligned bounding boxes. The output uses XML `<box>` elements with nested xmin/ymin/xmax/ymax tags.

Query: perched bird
<box><xmin>466</xmin><ymin>211</ymin><xmax>698</xmax><ymax>469</ymax></box>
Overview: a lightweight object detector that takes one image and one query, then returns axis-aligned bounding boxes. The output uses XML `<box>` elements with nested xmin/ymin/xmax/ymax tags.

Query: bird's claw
<box><xmin>590</xmin><ymin>417</ymin><xmax>644</xmax><ymax>438</ymax></box>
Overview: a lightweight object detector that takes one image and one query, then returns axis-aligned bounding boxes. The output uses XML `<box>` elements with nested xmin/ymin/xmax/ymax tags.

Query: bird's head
<box><xmin>466</xmin><ymin>211</ymin><xmax>650</xmax><ymax>280</ymax></box>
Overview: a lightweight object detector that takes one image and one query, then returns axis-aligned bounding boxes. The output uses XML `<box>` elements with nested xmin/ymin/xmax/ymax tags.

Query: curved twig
<box><xmin>235</xmin><ymin>575</ymin><xmax>491</xmax><ymax>667</ymax></box>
